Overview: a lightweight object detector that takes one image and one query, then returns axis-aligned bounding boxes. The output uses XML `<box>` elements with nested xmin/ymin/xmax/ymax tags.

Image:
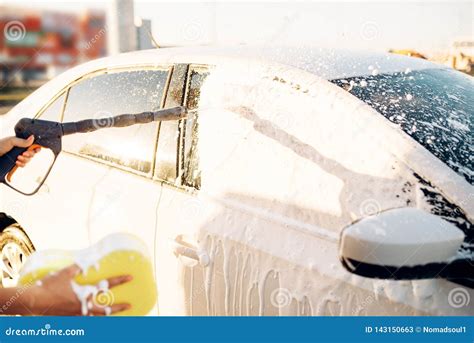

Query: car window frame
<box><xmin>36</xmin><ymin>64</ymin><xmax>173</xmax><ymax>179</ymax></box>
<box><xmin>151</xmin><ymin>63</ymin><xmax>211</xmax><ymax>190</ymax></box>
<box><xmin>34</xmin><ymin>90</ymin><xmax>68</xmax><ymax>121</ymax></box>
<box><xmin>152</xmin><ymin>64</ymin><xmax>189</xmax><ymax>184</ymax></box>
<box><xmin>180</xmin><ymin>64</ymin><xmax>210</xmax><ymax>190</ymax></box>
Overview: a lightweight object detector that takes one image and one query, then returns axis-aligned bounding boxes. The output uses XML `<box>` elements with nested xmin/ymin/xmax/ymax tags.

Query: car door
<box><xmin>155</xmin><ymin>64</ymin><xmax>313</xmax><ymax>317</ymax></box>
<box><xmin>23</xmin><ymin>66</ymin><xmax>172</xmax><ymax>263</ymax></box>
<box><xmin>59</xmin><ymin>66</ymin><xmax>172</xmax><ymax>260</ymax></box>
<box><xmin>154</xmin><ymin>62</ymin><xmax>409</xmax><ymax>317</ymax></box>
<box><xmin>154</xmin><ymin>64</ymin><xmax>212</xmax><ymax>315</ymax></box>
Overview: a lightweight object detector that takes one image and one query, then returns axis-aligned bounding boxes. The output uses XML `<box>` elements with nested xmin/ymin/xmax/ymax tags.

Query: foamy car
<box><xmin>0</xmin><ymin>47</ymin><xmax>472</xmax><ymax>315</ymax></box>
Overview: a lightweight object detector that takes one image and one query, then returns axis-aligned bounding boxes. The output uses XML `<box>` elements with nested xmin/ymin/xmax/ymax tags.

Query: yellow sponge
<box><xmin>19</xmin><ymin>233</ymin><xmax>157</xmax><ymax>316</ymax></box>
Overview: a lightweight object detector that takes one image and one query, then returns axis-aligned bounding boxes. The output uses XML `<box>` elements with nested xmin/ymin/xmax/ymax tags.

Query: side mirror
<box><xmin>339</xmin><ymin>208</ymin><xmax>470</xmax><ymax>284</ymax></box>
<box><xmin>5</xmin><ymin>147</ymin><xmax>56</xmax><ymax>195</ymax></box>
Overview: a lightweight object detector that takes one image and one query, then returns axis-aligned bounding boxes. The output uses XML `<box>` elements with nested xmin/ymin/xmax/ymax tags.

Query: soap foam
<box><xmin>74</xmin><ymin>233</ymin><xmax>149</xmax><ymax>275</ymax></box>
<box><xmin>71</xmin><ymin>281</ymin><xmax>99</xmax><ymax>316</ymax></box>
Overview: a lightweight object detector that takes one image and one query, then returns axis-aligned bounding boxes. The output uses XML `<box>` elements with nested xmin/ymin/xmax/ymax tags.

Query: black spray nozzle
<box><xmin>61</xmin><ymin>106</ymin><xmax>187</xmax><ymax>135</ymax></box>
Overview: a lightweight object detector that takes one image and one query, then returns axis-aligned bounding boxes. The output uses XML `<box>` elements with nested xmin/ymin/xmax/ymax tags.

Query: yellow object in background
<box><xmin>19</xmin><ymin>233</ymin><xmax>157</xmax><ymax>316</ymax></box>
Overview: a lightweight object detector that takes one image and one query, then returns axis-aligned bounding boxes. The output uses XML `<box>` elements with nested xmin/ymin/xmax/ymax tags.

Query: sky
<box><xmin>1</xmin><ymin>0</ymin><xmax>472</xmax><ymax>53</ymax></box>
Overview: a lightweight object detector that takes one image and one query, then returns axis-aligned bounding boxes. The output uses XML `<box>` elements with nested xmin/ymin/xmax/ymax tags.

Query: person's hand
<box><xmin>0</xmin><ymin>135</ymin><xmax>41</xmax><ymax>167</ymax></box>
<box><xmin>24</xmin><ymin>264</ymin><xmax>132</xmax><ymax>316</ymax></box>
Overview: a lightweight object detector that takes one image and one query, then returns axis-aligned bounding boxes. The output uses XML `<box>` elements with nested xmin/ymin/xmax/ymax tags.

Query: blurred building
<box><xmin>136</xmin><ymin>19</ymin><xmax>154</xmax><ymax>50</ymax></box>
<box><xmin>0</xmin><ymin>6</ymin><xmax>107</xmax><ymax>85</ymax></box>
<box><xmin>79</xmin><ymin>11</ymin><xmax>108</xmax><ymax>63</ymax></box>
<box><xmin>0</xmin><ymin>0</ymin><xmax>158</xmax><ymax>87</ymax></box>
<box><xmin>107</xmin><ymin>0</ymin><xmax>137</xmax><ymax>54</ymax></box>
<box><xmin>388</xmin><ymin>49</ymin><xmax>427</xmax><ymax>60</ymax></box>
<box><xmin>446</xmin><ymin>38</ymin><xmax>474</xmax><ymax>75</ymax></box>
<box><xmin>452</xmin><ymin>38</ymin><xmax>474</xmax><ymax>57</ymax></box>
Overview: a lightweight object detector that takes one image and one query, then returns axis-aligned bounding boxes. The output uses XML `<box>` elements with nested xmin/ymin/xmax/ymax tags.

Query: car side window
<box><xmin>36</xmin><ymin>92</ymin><xmax>66</xmax><ymax>121</ymax></box>
<box><xmin>61</xmin><ymin>68</ymin><xmax>170</xmax><ymax>175</ymax></box>
<box><xmin>182</xmin><ymin>67</ymin><xmax>209</xmax><ymax>189</ymax></box>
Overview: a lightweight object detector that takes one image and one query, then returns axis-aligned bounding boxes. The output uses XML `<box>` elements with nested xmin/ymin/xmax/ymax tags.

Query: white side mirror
<box><xmin>340</xmin><ymin>208</ymin><xmax>466</xmax><ymax>279</ymax></box>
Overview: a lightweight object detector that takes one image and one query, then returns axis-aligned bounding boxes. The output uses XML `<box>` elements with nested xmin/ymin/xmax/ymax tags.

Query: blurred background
<box><xmin>0</xmin><ymin>0</ymin><xmax>472</xmax><ymax>114</ymax></box>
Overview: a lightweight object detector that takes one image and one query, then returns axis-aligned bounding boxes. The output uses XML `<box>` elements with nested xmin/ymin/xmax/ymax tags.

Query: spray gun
<box><xmin>0</xmin><ymin>106</ymin><xmax>187</xmax><ymax>194</ymax></box>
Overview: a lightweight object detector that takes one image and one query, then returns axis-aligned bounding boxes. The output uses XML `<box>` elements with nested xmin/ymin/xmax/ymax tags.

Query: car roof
<box><xmin>95</xmin><ymin>45</ymin><xmax>445</xmax><ymax>80</ymax></box>
<box><xmin>8</xmin><ymin>46</ymin><xmax>444</xmax><ymax>122</ymax></box>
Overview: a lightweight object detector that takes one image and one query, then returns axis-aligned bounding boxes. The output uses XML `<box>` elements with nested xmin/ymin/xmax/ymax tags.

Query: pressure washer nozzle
<box><xmin>153</xmin><ymin>106</ymin><xmax>188</xmax><ymax>121</ymax></box>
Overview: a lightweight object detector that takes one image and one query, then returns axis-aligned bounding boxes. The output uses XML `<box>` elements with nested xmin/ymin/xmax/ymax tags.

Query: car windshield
<box><xmin>331</xmin><ymin>68</ymin><xmax>473</xmax><ymax>185</ymax></box>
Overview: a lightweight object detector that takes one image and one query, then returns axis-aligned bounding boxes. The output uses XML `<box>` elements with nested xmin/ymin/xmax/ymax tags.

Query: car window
<box><xmin>37</xmin><ymin>92</ymin><xmax>66</xmax><ymax>121</ymax></box>
<box><xmin>332</xmin><ymin>68</ymin><xmax>474</xmax><ymax>185</ymax></box>
<box><xmin>182</xmin><ymin>67</ymin><xmax>209</xmax><ymax>189</ymax></box>
<box><xmin>154</xmin><ymin>121</ymin><xmax>179</xmax><ymax>182</ymax></box>
<box><xmin>61</xmin><ymin>68</ymin><xmax>170</xmax><ymax>174</ymax></box>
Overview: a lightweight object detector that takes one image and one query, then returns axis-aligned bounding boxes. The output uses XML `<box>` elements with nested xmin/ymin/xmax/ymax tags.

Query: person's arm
<box><xmin>0</xmin><ymin>135</ymin><xmax>40</xmax><ymax>166</ymax></box>
<box><xmin>0</xmin><ymin>136</ymin><xmax>131</xmax><ymax>315</ymax></box>
<box><xmin>0</xmin><ymin>264</ymin><xmax>131</xmax><ymax>316</ymax></box>
<box><xmin>0</xmin><ymin>286</ymin><xmax>36</xmax><ymax>315</ymax></box>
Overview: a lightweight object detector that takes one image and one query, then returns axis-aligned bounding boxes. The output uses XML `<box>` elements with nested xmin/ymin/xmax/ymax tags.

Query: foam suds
<box><xmin>70</xmin><ymin>272</ymin><xmax>114</xmax><ymax>315</ymax></box>
<box><xmin>21</xmin><ymin>233</ymin><xmax>148</xmax><ymax>277</ymax></box>
<box><xmin>71</xmin><ymin>280</ymin><xmax>99</xmax><ymax>316</ymax></box>
<box><xmin>98</xmin><ymin>279</ymin><xmax>109</xmax><ymax>291</ymax></box>
<box><xmin>73</xmin><ymin>233</ymin><xmax>148</xmax><ymax>275</ymax></box>
<box><xmin>165</xmin><ymin>60</ymin><xmax>474</xmax><ymax>316</ymax></box>
<box><xmin>19</xmin><ymin>251</ymin><xmax>73</xmax><ymax>277</ymax></box>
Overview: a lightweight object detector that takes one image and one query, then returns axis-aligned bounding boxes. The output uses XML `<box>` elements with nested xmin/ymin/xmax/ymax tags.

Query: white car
<box><xmin>0</xmin><ymin>47</ymin><xmax>472</xmax><ymax>315</ymax></box>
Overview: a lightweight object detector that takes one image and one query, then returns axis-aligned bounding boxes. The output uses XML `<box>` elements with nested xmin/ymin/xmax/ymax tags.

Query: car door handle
<box><xmin>171</xmin><ymin>239</ymin><xmax>210</xmax><ymax>267</ymax></box>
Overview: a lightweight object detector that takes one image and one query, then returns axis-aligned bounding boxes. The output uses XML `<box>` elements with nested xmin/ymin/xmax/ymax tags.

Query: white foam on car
<box><xmin>183</xmin><ymin>59</ymin><xmax>473</xmax><ymax>315</ymax></box>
